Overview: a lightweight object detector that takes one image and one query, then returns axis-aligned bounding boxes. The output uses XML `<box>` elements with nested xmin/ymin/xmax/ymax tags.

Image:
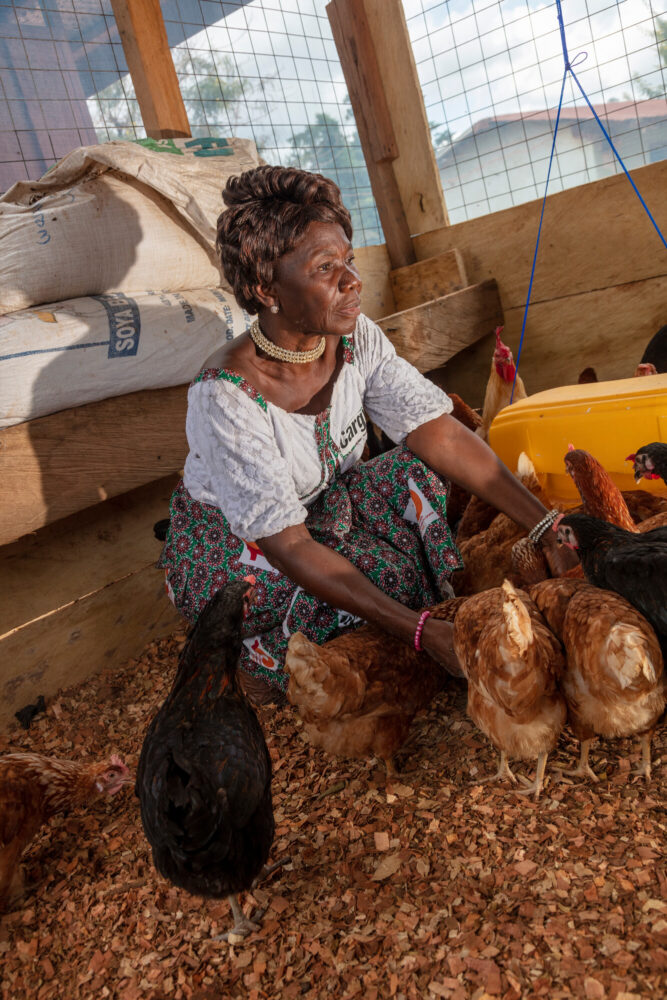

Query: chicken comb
<box><xmin>243</xmin><ymin>574</ymin><xmax>257</xmax><ymax>585</ymax></box>
<box><xmin>625</xmin><ymin>453</ymin><xmax>636</xmax><ymax>462</ymax></box>
<box><xmin>552</xmin><ymin>513</ymin><xmax>565</xmax><ymax>533</ymax></box>
<box><xmin>109</xmin><ymin>754</ymin><xmax>129</xmax><ymax>772</ymax></box>
<box><xmin>567</xmin><ymin>443</ymin><xmax>576</xmax><ymax>451</ymax></box>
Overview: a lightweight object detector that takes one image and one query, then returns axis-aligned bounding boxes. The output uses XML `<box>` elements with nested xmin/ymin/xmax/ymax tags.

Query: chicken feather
<box><xmin>453</xmin><ymin>580</ymin><xmax>566</xmax><ymax>798</ymax></box>
<box><xmin>531</xmin><ymin>578</ymin><xmax>665</xmax><ymax>781</ymax></box>
<box><xmin>285</xmin><ymin>598</ymin><xmax>466</xmax><ymax>774</ymax></box>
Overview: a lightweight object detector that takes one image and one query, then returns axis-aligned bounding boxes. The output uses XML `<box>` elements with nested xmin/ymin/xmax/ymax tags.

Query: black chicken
<box><xmin>627</xmin><ymin>442</ymin><xmax>667</xmax><ymax>486</ymax></box>
<box><xmin>136</xmin><ymin>576</ymin><xmax>278</xmax><ymax>939</ymax></box>
<box><xmin>555</xmin><ymin>512</ymin><xmax>667</xmax><ymax>653</ymax></box>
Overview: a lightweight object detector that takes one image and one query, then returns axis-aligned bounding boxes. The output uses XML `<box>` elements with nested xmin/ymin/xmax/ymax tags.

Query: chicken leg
<box><xmin>558</xmin><ymin>738</ymin><xmax>598</xmax><ymax>782</ymax></box>
<box><xmin>516</xmin><ymin>752</ymin><xmax>549</xmax><ymax>800</ymax></box>
<box><xmin>475</xmin><ymin>750</ymin><xmax>518</xmax><ymax>786</ymax></box>
<box><xmin>221</xmin><ymin>894</ymin><xmax>262</xmax><ymax>940</ymax></box>
<box><xmin>630</xmin><ymin>731</ymin><xmax>653</xmax><ymax>782</ymax></box>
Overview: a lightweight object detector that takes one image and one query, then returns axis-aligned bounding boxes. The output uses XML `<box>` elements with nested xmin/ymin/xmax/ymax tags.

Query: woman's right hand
<box><xmin>419</xmin><ymin>617</ymin><xmax>465</xmax><ymax>678</ymax></box>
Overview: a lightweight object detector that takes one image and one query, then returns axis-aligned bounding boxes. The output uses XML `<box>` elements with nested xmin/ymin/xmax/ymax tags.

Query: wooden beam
<box><xmin>1</xmin><ymin>475</ymin><xmax>182</xmax><ymax>729</ymax></box>
<box><xmin>327</xmin><ymin>0</ymin><xmax>415</xmax><ymax>267</ymax></box>
<box><xmin>110</xmin><ymin>0</ymin><xmax>191</xmax><ymax>139</ymax></box>
<box><xmin>363</xmin><ymin>0</ymin><xmax>449</xmax><ymax>235</ymax></box>
<box><xmin>390</xmin><ymin>249</ymin><xmax>467</xmax><ymax>312</ymax></box>
<box><xmin>0</xmin><ymin>385</ymin><xmax>189</xmax><ymax>546</ymax></box>
<box><xmin>327</xmin><ymin>0</ymin><xmax>448</xmax><ymax>262</ymax></box>
<box><xmin>443</xmin><ymin>273</ymin><xmax>667</xmax><ymax>409</ymax></box>
<box><xmin>377</xmin><ymin>279</ymin><xmax>503</xmax><ymax>372</ymax></box>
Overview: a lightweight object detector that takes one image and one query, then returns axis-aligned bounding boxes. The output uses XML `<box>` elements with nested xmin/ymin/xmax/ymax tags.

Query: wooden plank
<box><xmin>0</xmin><ymin>385</ymin><xmax>189</xmax><ymax>546</ymax></box>
<box><xmin>0</xmin><ymin>565</ymin><xmax>182</xmax><ymax>729</ymax></box>
<box><xmin>390</xmin><ymin>249</ymin><xmax>468</xmax><ymax>312</ymax></box>
<box><xmin>363</xmin><ymin>0</ymin><xmax>449</xmax><ymax>236</ymax></box>
<box><xmin>442</xmin><ymin>272</ymin><xmax>667</xmax><ymax>408</ymax></box>
<box><xmin>110</xmin><ymin>0</ymin><xmax>191</xmax><ymax>139</ymax></box>
<box><xmin>325</xmin><ymin>0</ymin><xmax>397</xmax><ymax>164</ymax></box>
<box><xmin>377</xmin><ymin>279</ymin><xmax>503</xmax><ymax>373</ymax></box>
<box><xmin>327</xmin><ymin>0</ymin><xmax>415</xmax><ymax>268</ymax></box>
<box><xmin>1</xmin><ymin>475</ymin><xmax>178</xmax><ymax>635</ymax></box>
<box><xmin>413</xmin><ymin>160</ymin><xmax>667</xmax><ymax>310</ymax></box>
<box><xmin>356</xmin><ymin>243</ymin><xmax>396</xmax><ymax>319</ymax></box>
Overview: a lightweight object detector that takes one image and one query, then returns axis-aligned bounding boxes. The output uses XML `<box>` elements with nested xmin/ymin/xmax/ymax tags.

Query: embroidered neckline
<box><xmin>194</xmin><ymin>335</ymin><xmax>355</xmax><ymax>416</ymax></box>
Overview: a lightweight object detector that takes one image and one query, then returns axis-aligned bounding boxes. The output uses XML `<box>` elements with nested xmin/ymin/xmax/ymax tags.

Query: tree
<box><xmin>632</xmin><ymin>13</ymin><xmax>666</xmax><ymax>99</ymax></box>
<box><xmin>287</xmin><ymin>112</ymin><xmax>382</xmax><ymax>244</ymax></box>
<box><xmin>91</xmin><ymin>51</ymin><xmax>274</xmax><ymax>145</ymax></box>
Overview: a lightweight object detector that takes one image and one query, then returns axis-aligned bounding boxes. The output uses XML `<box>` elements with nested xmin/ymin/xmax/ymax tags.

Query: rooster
<box><xmin>285</xmin><ymin>598</ymin><xmax>465</xmax><ymax>776</ymax></box>
<box><xmin>136</xmin><ymin>576</ymin><xmax>280</xmax><ymax>940</ymax></box>
<box><xmin>531</xmin><ymin>579</ymin><xmax>665</xmax><ymax>782</ymax></box>
<box><xmin>0</xmin><ymin>753</ymin><xmax>131</xmax><ymax>911</ymax></box>
<box><xmin>477</xmin><ymin>327</ymin><xmax>527</xmax><ymax>441</ymax></box>
<box><xmin>452</xmin><ymin>580</ymin><xmax>566</xmax><ymax>799</ymax></box>
<box><xmin>555</xmin><ymin>513</ymin><xmax>667</xmax><ymax>657</ymax></box>
<box><xmin>628</xmin><ymin>442</ymin><xmax>667</xmax><ymax>486</ymax></box>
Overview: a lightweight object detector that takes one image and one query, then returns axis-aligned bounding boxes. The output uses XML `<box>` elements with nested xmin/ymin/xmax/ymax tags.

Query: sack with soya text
<box><xmin>0</xmin><ymin>136</ymin><xmax>262</xmax><ymax>315</ymax></box>
<box><xmin>0</xmin><ymin>287</ymin><xmax>250</xmax><ymax>428</ymax></box>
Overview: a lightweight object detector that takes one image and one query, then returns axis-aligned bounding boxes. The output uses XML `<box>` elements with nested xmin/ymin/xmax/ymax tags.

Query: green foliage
<box><xmin>287</xmin><ymin>112</ymin><xmax>382</xmax><ymax>244</ymax></box>
<box><xmin>632</xmin><ymin>13</ymin><xmax>667</xmax><ymax>99</ymax></box>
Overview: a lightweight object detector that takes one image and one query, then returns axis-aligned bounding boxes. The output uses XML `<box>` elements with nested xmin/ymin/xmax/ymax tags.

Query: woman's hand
<box><xmin>419</xmin><ymin>618</ymin><xmax>464</xmax><ymax>678</ymax></box>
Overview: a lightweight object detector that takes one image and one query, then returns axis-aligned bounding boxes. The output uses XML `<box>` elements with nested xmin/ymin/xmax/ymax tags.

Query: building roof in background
<box><xmin>462</xmin><ymin>98</ymin><xmax>667</xmax><ymax>139</ymax></box>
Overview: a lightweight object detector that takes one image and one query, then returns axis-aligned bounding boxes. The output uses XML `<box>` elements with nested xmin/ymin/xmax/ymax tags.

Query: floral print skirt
<box><xmin>158</xmin><ymin>444</ymin><xmax>463</xmax><ymax>692</ymax></box>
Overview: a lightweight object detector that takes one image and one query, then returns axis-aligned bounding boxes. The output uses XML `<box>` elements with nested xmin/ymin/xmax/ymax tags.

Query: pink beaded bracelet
<box><xmin>414</xmin><ymin>610</ymin><xmax>431</xmax><ymax>651</ymax></box>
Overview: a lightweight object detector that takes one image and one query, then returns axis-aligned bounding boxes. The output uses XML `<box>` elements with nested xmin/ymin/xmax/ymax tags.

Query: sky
<box><xmin>156</xmin><ymin>0</ymin><xmax>666</xmax><ymax>148</ymax></box>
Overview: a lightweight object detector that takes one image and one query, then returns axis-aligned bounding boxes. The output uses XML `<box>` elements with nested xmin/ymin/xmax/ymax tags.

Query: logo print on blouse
<box><xmin>239</xmin><ymin>539</ymin><xmax>279</xmax><ymax>574</ymax></box>
<box><xmin>339</xmin><ymin>409</ymin><xmax>367</xmax><ymax>451</ymax></box>
<box><xmin>403</xmin><ymin>478</ymin><xmax>439</xmax><ymax>534</ymax></box>
<box><xmin>243</xmin><ymin>636</ymin><xmax>279</xmax><ymax>671</ymax></box>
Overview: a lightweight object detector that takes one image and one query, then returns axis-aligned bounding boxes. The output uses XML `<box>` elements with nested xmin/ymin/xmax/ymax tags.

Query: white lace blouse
<box><xmin>182</xmin><ymin>313</ymin><xmax>452</xmax><ymax>540</ymax></box>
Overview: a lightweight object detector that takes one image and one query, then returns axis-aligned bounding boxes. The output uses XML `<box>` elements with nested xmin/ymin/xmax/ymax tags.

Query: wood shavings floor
<box><xmin>1</xmin><ymin>631</ymin><xmax>665</xmax><ymax>1000</ymax></box>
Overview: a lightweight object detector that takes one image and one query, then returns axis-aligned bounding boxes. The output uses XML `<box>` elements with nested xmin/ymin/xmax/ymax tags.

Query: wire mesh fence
<box><xmin>404</xmin><ymin>0</ymin><xmax>667</xmax><ymax>223</ymax></box>
<box><xmin>1</xmin><ymin>0</ymin><xmax>665</xmax><ymax>238</ymax></box>
<box><xmin>154</xmin><ymin>0</ymin><xmax>382</xmax><ymax>245</ymax></box>
<box><xmin>0</xmin><ymin>0</ymin><xmax>142</xmax><ymax>192</ymax></box>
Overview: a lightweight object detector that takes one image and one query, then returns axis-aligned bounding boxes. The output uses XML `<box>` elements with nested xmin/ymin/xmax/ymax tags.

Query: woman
<box><xmin>159</xmin><ymin>165</ymin><xmax>570</xmax><ymax>702</ymax></box>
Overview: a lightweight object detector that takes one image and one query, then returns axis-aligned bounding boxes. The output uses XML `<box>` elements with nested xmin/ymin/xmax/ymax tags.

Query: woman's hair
<box><xmin>216</xmin><ymin>165</ymin><xmax>353</xmax><ymax>314</ymax></box>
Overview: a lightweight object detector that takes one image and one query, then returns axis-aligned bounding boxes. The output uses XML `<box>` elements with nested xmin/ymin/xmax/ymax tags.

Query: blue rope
<box><xmin>510</xmin><ymin>0</ymin><xmax>667</xmax><ymax>402</ymax></box>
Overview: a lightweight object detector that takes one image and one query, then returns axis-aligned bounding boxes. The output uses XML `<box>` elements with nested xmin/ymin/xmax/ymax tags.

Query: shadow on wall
<box><xmin>0</xmin><ymin>177</ymin><xmax>250</xmax><ymax>537</ymax></box>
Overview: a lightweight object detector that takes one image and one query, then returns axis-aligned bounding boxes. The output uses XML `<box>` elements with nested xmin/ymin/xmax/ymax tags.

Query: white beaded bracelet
<box><xmin>527</xmin><ymin>508</ymin><xmax>561</xmax><ymax>544</ymax></box>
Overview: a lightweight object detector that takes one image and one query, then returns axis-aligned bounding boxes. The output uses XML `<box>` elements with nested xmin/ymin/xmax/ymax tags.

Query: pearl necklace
<box><xmin>249</xmin><ymin>319</ymin><xmax>326</xmax><ymax>364</ymax></box>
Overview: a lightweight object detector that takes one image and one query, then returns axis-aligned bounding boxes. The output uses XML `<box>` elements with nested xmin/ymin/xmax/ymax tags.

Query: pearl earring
<box><xmin>270</xmin><ymin>304</ymin><xmax>279</xmax><ymax>314</ymax></box>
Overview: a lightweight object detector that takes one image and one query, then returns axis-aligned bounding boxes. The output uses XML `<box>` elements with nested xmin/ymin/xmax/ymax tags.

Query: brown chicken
<box><xmin>564</xmin><ymin>446</ymin><xmax>667</xmax><ymax>533</ymax></box>
<box><xmin>477</xmin><ymin>327</ymin><xmax>527</xmax><ymax>441</ymax></box>
<box><xmin>452</xmin><ymin>580</ymin><xmax>566</xmax><ymax>798</ymax></box>
<box><xmin>0</xmin><ymin>753</ymin><xmax>132</xmax><ymax>911</ymax></box>
<box><xmin>454</xmin><ymin>454</ymin><xmax>557</xmax><ymax>592</ymax></box>
<box><xmin>510</xmin><ymin>536</ymin><xmax>550</xmax><ymax>587</ymax></box>
<box><xmin>530</xmin><ymin>580</ymin><xmax>665</xmax><ymax>782</ymax></box>
<box><xmin>285</xmin><ymin>598</ymin><xmax>465</xmax><ymax>775</ymax></box>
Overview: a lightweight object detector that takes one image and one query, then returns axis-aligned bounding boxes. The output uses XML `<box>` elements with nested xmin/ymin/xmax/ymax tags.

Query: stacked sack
<box><xmin>0</xmin><ymin>136</ymin><xmax>260</xmax><ymax>427</ymax></box>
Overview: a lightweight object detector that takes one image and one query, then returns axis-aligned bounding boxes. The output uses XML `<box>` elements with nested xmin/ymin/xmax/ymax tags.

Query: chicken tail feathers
<box><xmin>501</xmin><ymin>580</ymin><xmax>533</xmax><ymax>655</ymax></box>
<box><xmin>285</xmin><ymin>632</ymin><xmax>366</xmax><ymax>720</ymax></box>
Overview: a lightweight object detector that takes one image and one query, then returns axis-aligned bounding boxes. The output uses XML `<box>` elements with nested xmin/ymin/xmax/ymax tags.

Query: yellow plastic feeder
<box><xmin>488</xmin><ymin>373</ymin><xmax>667</xmax><ymax>508</ymax></box>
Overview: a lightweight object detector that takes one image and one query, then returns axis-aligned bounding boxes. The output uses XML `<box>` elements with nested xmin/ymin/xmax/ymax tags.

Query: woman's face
<box><xmin>267</xmin><ymin>221</ymin><xmax>362</xmax><ymax>337</ymax></box>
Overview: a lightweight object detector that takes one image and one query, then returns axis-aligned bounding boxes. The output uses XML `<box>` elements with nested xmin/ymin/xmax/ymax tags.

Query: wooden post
<box><xmin>327</xmin><ymin>0</ymin><xmax>415</xmax><ymax>267</ymax></box>
<box><xmin>327</xmin><ymin>0</ymin><xmax>448</xmax><ymax>266</ymax></box>
<box><xmin>110</xmin><ymin>0</ymin><xmax>191</xmax><ymax>139</ymax></box>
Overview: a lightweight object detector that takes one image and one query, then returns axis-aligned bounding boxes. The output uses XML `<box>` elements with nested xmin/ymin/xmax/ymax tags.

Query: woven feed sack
<box><xmin>0</xmin><ymin>136</ymin><xmax>263</xmax><ymax>316</ymax></box>
<box><xmin>0</xmin><ymin>288</ymin><xmax>250</xmax><ymax>428</ymax></box>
